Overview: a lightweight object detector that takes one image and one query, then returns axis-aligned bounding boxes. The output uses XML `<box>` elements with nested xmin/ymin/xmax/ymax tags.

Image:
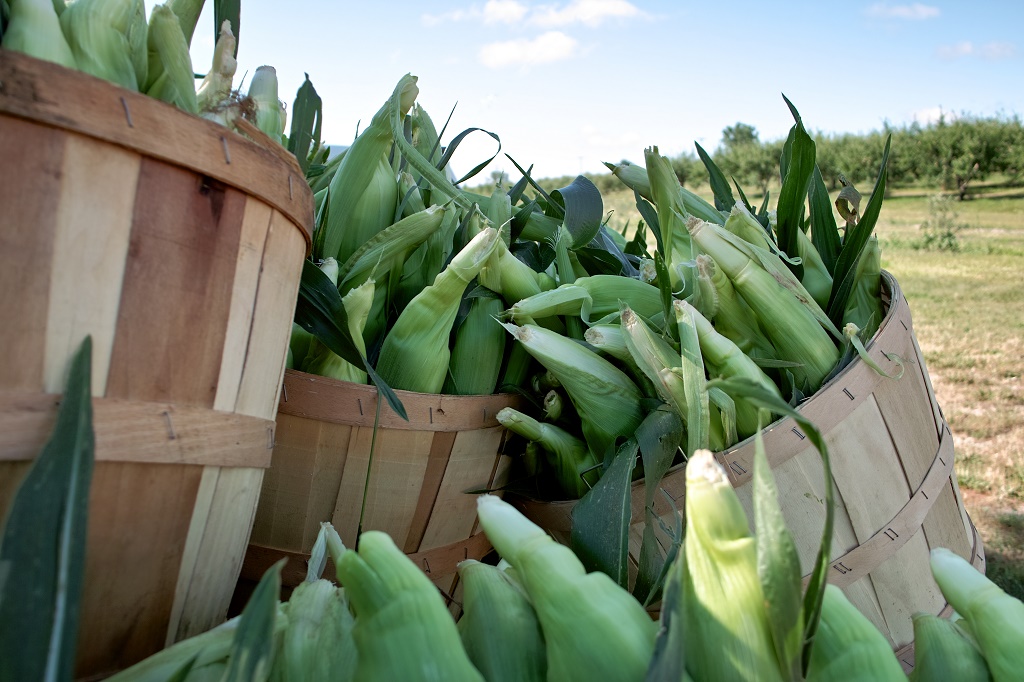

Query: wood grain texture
<box><xmin>74</xmin><ymin>462</ymin><xmax>202</xmax><ymax>679</ymax></box>
<box><xmin>0</xmin><ymin>51</ymin><xmax>313</xmax><ymax>244</ymax></box>
<box><xmin>0</xmin><ymin>116</ymin><xmax>63</xmax><ymax>391</ymax></box>
<box><xmin>0</xmin><ymin>391</ymin><xmax>275</xmax><ymax>467</ymax></box>
<box><xmin>106</xmin><ymin>159</ymin><xmax>244</xmax><ymax>407</ymax></box>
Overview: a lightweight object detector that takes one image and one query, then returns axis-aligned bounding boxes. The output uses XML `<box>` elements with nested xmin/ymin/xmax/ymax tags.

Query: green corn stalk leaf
<box><xmin>0</xmin><ymin>336</ymin><xmax>94</xmax><ymax>682</ymax></box>
<box><xmin>635</xmin><ymin>191</ymin><xmax>664</xmax><ymax>256</ymax></box>
<box><xmin>570</xmin><ymin>438</ymin><xmax>639</xmax><ymax>589</ymax></box>
<box><xmin>753</xmin><ymin>422</ymin><xmax>804</xmax><ymax>681</ymax></box>
<box><xmin>633</xmin><ymin>409</ymin><xmax>685</xmax><ymax>605</ymax></box>
<box><xmin>220</xmin><ymin>560</ymin><xmax>283</xmax><ymax>682</ymax></box>
<box><xmin>695</xmin><ymin>141</ymin><xmax>736</xmax><ymax>212</ymax></box>
<box><xmin>551</xmin><ymin>175</ymin><xmax>604</xmax><ymax>249</ymax></box>
<box><xmin>707</xmin><ymin>377</ymin><xmax>834</xmax><ymax>676</ymax></box>
<box><xmin>808</xmin><ymin>165</ymin><xmax>841</xmax><ymax>277</ymax></box>
<box><xmin>775</xmin><ymin>95</ymin><xmax>816</xmax><ymax>279</ymax></box>
<box><xmin>293</xmin><ymin>260</ymin><xmax>407</xmax><ymax>420</ymax></box>
<box><xmin>826</xmin><ymin>135</ymin><xmax>891</xmax><ymax>330</ymax></box>
<box><xmin>644</xmin><ymin>548</ymin><xmax>690</xmax><ymax>682</ymax></box>
<box><xmin>436</xmin><ymin>126</ymin><xmax>501</xmax><ymax>186</ymax></box>
<box><xmin>287</xmin><ymin>74</ymin><xmax>322</xmax><ymax>175</ymax></box>
<box><xmin>653</xmin><ymin>252</ymin><xmax>675</xmax><ymax>341</ymax></box>
<box><xmin>733</xmin><ymin>179</ymin><xmax>756</xmax><ymax>216</ymax></box>
<box><xmin>213</xmin><ymin>0</ymin><xmax>239</xmax><ymax>57</ymax></box>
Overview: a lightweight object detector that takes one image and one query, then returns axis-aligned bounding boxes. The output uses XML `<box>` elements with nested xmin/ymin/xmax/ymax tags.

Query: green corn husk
<box><xmin>476</xmin><ymin>495</ymin><xmax>656</xmax><ymax>682</ymax></box>
<box><xmin>496</xmin><ymin>407</ymin><xmax>598</xmax><ymax>498</ymax></box>
<box><xmin>376</xmin><ymin>227</ymin><xmax>500</xmax><ymax>394</ymax></box>
<box><xmin>164</xmin><ymin>0</ymin><xmax>204</xmax><ymax>46</ymax></box>
<box><xmin>842</xmin><ymin>235</ymin><xmax>884</xmax><ymax>340</ymax></box>
<box><xmin>2</xmin><ymin>0</ymin><xmax>78</xmax><ymax>69</ymax></box>
<box><xmin>247</xmin><ymin>65</ymin><xmax>286</xmax><ymax>142</ymax></box>
<box><xmin>398</xmin><ymin>170</ymin><xmax>428</xmax><ymax>217</ymax></box>
<box><xmin>302</xmin><ymin>278</ymin><xmax>375</xmax><ymax>384</ymax></box>
<box><xmin>342</xmin><ymin>203</ymin><xmax>449</xmax><ymax>293</ymax></box>
<box><xmin>646</xmin><ymin>146</ymin><xmax>691</xmax><ymax>265</ymax></box>
<box><xmin>60</xmin><ymin>0</ymin><xmax>147</xmax><ymax>91</ymax></box>
<box><xmin>324</xmin><ymin>75</ymin><xmax>417</xmax><ymax>264</ymax></box>
<box><xmin>196</xmin><ymin>19</ymin><xmax>236</xmax><ymax>116</ymax></box>
<box><xmin>688</xmin><ymin>217</ymin><xmax>839</xmax><ymax>393</ymax></box>
<box><xmin>443</xmin><ymin>289</ymin><xmax>506</xmax><ymax>395</ymax></box>
<box><xmin>619</xmin><ymin>304</ymin><xmax>692</xmax><ymax>421</ymax></box>
<box><xmin>479</xmin><ymin>235</ymin><xmax>545</xmax><ymax>308</ymax></box>
<box><xmin>796</xmin><ymin>227</ymin><xmax>834</xmax><ymax>311</ymax></box>
<box><xmin>329</xmin><ymin>530</ymin><xmax>483</xmax><ymax>682</ymax></box>
<box><xmin>909</xmin><ymin>612</ymin><xmax>990</xmax><ymax>682</ymax></box>
<box><xmin>681</xmin><ymin>299</ymin><xmax>782</xmax><ymax>438</ymax></box>
<box><xmin>501</xmin><ymin>323</ymin><xmax>644</xmax><ymax>459</ymax></box>
<box><xmin>604</xmin><ymin>159</ymin><xmax>653</xmax><ymax>202</ymax></box>
<box><xmin>583</xmin><ymin>324</ymin><xmax>629</xmax><ymax>362</ymax></box>
<box><xmin>457</xmin><ymin>561</ymin><xmax>546</xmax><ymax>682</ymax></box>
<box><xmin>143</xmin><ymin>4</ymin><xmax>196</xmax><ymax>113</ymax></box>
<box><xmin>695</xmin><ymin>254</ymin><xmax>778</xmax><ymax>363</ymax></box>
<box><xmin>930</xmin><ymin>547</ymin><xmax>1024</xmax><ymax>682</ymax></box>
<box><xmin>269</xmin><ymin>579</ymin><xmax>357</xmax><ymax>682</ymax></box>
<box><xmin>681</xmin><ymin>450</ymin><xmax>782</xmax><ymax>682</ymax></box>
<box><xmin>806</xmin><ymin>585</ymin><xmax>907</xmax><ymax>681</ymax></box>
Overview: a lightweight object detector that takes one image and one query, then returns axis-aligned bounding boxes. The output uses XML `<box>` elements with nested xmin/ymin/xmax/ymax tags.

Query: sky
<box><xmin>187</xmin><ymin>0</ymin><xmax>1024</xmax><ymax>181</ymax></box>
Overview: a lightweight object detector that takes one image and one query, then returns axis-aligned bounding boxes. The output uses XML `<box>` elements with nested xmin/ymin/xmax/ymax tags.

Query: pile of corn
<box><xmin>1</xmin><ymin>0</ymin><xmax>288</xmax><ymax>140</ymax></box>
<box><xmin>108</xmin><ymin>450</ymin><xmax>1023</xmax><ymax>682</ymax></box>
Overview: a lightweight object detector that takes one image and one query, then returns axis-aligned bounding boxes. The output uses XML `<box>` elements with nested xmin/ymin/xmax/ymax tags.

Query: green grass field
<box><xmin>599</xmin><ymin>180</ymin><xmax>1024</xmax><ymax>599</ymax></box>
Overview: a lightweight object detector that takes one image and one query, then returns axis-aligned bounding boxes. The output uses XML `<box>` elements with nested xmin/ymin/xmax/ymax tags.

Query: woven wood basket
<box><xmin>511</xmin><ymin>271</ymin><xmax>984</xmax><ymax>671</ymax></box>
<box><xmin>0</xmin><ymin>51</ymin><xmax>312</xmax><ymax>679</ymax></box>
<box><xmin>239</xmin><ymin>370</ymin><xmax>519</xmax><ymax>615</ymax></box>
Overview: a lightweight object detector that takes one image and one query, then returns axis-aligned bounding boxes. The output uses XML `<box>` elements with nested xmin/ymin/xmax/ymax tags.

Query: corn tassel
<box><xmin>475</xmin><ymin>495</ymin><xmax>657</xmax><ymax>682</ymax></box>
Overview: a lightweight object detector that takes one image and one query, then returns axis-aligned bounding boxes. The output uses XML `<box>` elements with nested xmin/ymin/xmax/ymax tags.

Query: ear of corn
<box><xmin>247</xmin><ymin>65</ymin><xmax>287</xmax><ymax>142</ymax></box>
<box><xmin>143</xmin><ymin>4</ymin><xmax>197</xmax><ymax>114</ymax></box>
<box><xmin>332</xmin><ymin>531</ymin><xmax>483</xmax><ymax>682</ymax></box>
<box><xmin>456</xmin><ymin>560</ymin><xmax>547</xmax><ymax>682</ymax></box>
<box><xmin>269</xmin><ymin>579</ymin><xmax>357</xmax><ymax>682</ymax></box>
<box><xmin>842</xmin><ymin>235</ymin><xmax>884</xmax><ymax>340</ymax></box>
<box><xmin>164</xmin><ymin>0</ymin><xmax>204</xmax><ymax>46</ymax></box>
<box><xmin>324</xmin><ymin>75</ymin><xmax>417</xmax><ymax>264</ymax></box>
<box><xmin>930</xmin><ymin>547</ymin><xmax>1024</xmax><ymax>682</ymax></box>
<box><xmin>476</xmin><ymin>494</ymin><xmax>657</xmax><ymax>682</ymax></box>
<box><xmin>502</xmin><ymin>322</ymin><xmax>644</xmax><ymax>459</ymax></box>
<box><xmin>688</xmin><ymin>217</ymin><xmax>839</xmax><ymax>393</ymax></box>
<box><xmin>479</xmin><ymin>237</ymin><xmax>545</xmax><ymax>308</ymax></box>
<box><xmin>603</xmin><ymin>160</ymin><xmax>653</xmax><ymax>202</ymax></box>
<box><xmin>1</xmin><ymin>0</ymin><xmax>78</xmax><ymax>69</ymax></box>
<box><xmin>443</xmin><ymin>289</ymin><xmax>506</xmax><ymax>395</ymax></box>
<box><xmin>645</xmin><ymin>146</ymin><xmax>690</xmax><ymax>265</ymax></box>
<box><xmin>394</xmin><ymin>204</ymin><xmax>459</xmax><ymax>313</ymax></box>
<box><xmin>302</xmin><ymin>278</ymin><xmax>375</xmax><ymax>383</ymax></box>
<box><xmin>806</xmin><ymin>585</ymin><xmax>907</xmax><ymax>681</ymax></box>
<box><xmin>60</xmin><ymin>0</ymin><xmax>146</xmax><ymax>91</ymax></box>
<box><xmin>376</xmin><ymin>227</ymin><xmax>499</xmax><ymax>393</ymax></box>
<box><xmin>908</xmin><ymin>612</ymin><xmax>990</xmax><ymax>682</ymax></box>
<box><xmin>681</xmin><ymin>450</ymin><xmax>782</xmax><ymax>682</ymax></box>
<box><xmin>695</xmin><ymin>254</ymin><xmax>778</xmax><ymax>363</ymax></box>
<box><xmin>195</xmin><ymin>19</ymin><xmax>236</xmax><ymax>115</ymax></box>
<box><xmin>496</xmin><ymin>407</ymin><xmax>598</xmax><ymax>498</ymax></box>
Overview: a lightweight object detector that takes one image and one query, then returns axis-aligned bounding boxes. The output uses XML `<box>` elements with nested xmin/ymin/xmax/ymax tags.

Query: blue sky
<box><xmin>189</xmin><ymin>1</ymin><xmax>1023</xmax><ymax>180</ymax></box>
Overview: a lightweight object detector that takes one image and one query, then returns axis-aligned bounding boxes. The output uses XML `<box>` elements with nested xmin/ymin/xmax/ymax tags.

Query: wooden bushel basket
<box><xmin>512</xmin><ymin>271</ymin><xmax>984</xmax><ymax>671</ymax></box>
<box><xmin>0</xmin><ymin>51</ymin><xmax>312</xmax><ymax>678</ymax></box>
<box><xmin>240</xmin><ymin>371</ymin><xmax>520</xmax><ymax>614</ymax></box>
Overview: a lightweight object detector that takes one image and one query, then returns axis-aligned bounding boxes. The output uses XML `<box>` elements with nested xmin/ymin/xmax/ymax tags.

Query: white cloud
<box><xmin>484</xmin><ymin>0</ymin><xmax>529</xmax><ymax>24</ymax></box>
<box><xmin>937</xmin><ymin>41</ymin><xmax>1018</xmax><ymax>60</ymax></box>
<box><xmin>531</xmin><ymin>0</ymin><xmax>644</xmax><ymax>27</ymax></box>
<box><xmin>865</xmin><ymin>3</ymin><xmax>940</xmax><ymax>20</ymax></box>
<box><xmin>479</xmin><ymin>31</ymin><xmax>579</xmax><ymax>68</ymax></box>
<box><xmin>422</xmin><ymin>9</ymin><xmax>472</xmax><ymax>26</ymax></box>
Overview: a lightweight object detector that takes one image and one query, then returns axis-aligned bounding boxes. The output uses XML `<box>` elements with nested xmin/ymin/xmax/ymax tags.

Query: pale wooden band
<box><xmin>0</xmin><ymin>391</ymin><xmax>276</xmax><ymax>468</ymax></box>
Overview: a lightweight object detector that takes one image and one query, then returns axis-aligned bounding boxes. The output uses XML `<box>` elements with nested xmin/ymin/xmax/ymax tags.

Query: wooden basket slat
<box><xmin>233</xmin><ymin>209</ymin><xmax>306</xmax><ymax>419</ymax></box>
<box><xmin>105</xmin><ymin>159</ymin><xmax>244</xmax><ymax>407</ymax></box>
<box><xmin>862</xmin><ymin>532</ymin><xmax>942</xmax><ymax>646</ymax></box>
<box><xmin>404</xmin><ymin>431</ymin><xmax>459</xmax><ymax>553</ymax></box>
<box><xmin>418</xmin><ymin>427</ymin><xmax>508</xmax><ymax>552</ymax></box>
<box><xmin>47</xmin><ymin>135</ymin><xmax>140</xmax><ymax>396</ymax></box>
<box><xmin>213</xmin><ymin>198</ymin><xmax>274</xmax><ymax>413</ymax></box>
<box><xmin>921</xmin><ymin>482</ymin><xmax>973</xmax><ymax>562</ymax></box>
<box><xmin>76</xmin><ymin>462</ymin><xmax>202</xmax><ymax>675</ymax></box>
<box><xmin>0</xmin><ymin>116</ymin><xmax>61</xmax><ymax>391</ymax></box>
